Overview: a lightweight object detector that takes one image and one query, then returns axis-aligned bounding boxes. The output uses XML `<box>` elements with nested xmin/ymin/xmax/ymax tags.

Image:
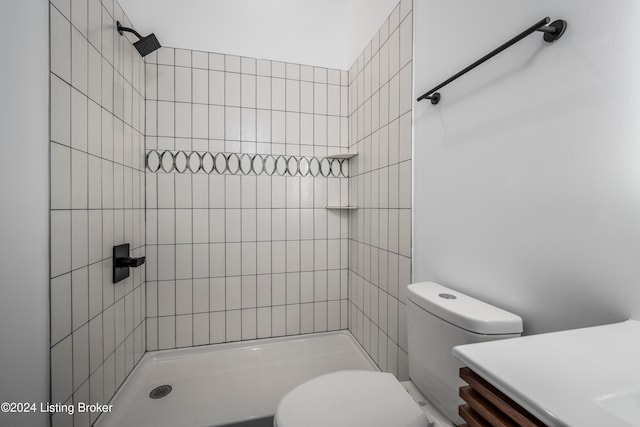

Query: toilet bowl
<box><xmin>274</xmin><ymin>370</ymin><xmax>430</xmax><ymax>427</ymax></box>
<box><xmin>274</xmin><ymin>282</ymin><xmax>523</xmax><ymax>427</ymax></box>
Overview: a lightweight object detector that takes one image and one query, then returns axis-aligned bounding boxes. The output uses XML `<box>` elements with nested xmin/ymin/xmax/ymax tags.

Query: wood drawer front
<box><xmin>460</xmin><ymin>404</ymin><xmax>492</xmax><ymax>427</ymax></box>
<box><xmin>459</xmin><ymin>367</ymin><xmax>546</xmax><ymax>427</ymax></box>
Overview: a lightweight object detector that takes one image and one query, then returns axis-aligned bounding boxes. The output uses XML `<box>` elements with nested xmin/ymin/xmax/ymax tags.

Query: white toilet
<box><xmin>274</xmin><ymin>282</ymin><xmax>523</xmax><ymax>427</ymax></box>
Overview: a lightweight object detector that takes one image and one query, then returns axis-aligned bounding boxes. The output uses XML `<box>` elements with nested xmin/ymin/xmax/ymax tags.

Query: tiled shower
<box><xmin>49</xmin><ymin>0</ymin><xmax>147</xmax><ymax>425</ymax></box>
<box><xmin>143</xmin><ymin>49</ymin><xmax>350</xmax><ymax>350</ymax></box>
<box><xmin>348</xmin><ymin>1</ymin><xmax>413</xmax><ymax>380</ymax></box>
<box><xmin>48</xmin><ymin>0</ymin><xmax>413</xmax><ymax>424</ymax></box>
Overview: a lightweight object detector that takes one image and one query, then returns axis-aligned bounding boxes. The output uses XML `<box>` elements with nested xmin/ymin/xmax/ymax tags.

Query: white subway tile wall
<box><xmin>144</xmin><ymin>47</ymin><xmax>351</xmax><ymax>350</ymax></box>
<box><xmin>348</xmin><ymin>0</ymin><xmax>413</xmax><ymax>380</ymax></box>
<box><xmin>49</xmin><ymin>0</ymin><xmax>146</xmax><ymax>425</ymax></box>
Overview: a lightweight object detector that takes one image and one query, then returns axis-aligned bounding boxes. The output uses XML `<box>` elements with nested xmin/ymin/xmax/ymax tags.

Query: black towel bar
<box><xmin>417</xmin><ymin>17</ymin><xmax>567</xmax><ymax>105</ymax></box>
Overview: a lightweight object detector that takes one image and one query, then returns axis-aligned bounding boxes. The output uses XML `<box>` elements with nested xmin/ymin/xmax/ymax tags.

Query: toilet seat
<box><xmin>274</xmin><ymin>370</ymin><xmax>431</xmax><ymax>427</ymax></box>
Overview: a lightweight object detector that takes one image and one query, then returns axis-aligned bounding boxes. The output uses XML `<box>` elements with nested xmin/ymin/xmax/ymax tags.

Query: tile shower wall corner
<box><xmin>144</xmin><ymin>49</ymin><xmax>351</xmax><ymax>350</ymax></box>
<box><xmin>347</xmin><ymin>0</ymin><xmax>413</xmax><ymax>380</ymax></box>
<box><xmin>49</xmin><ymin>0</ymin><xmax>146</xmax><ymax>425</ymax></box>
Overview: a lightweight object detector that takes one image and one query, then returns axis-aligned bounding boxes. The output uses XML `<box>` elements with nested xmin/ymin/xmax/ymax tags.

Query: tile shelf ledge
<box><xmin>325</xmin><ymin>152</ymin><xmax>358</xmax><ymax>159</ymax></box>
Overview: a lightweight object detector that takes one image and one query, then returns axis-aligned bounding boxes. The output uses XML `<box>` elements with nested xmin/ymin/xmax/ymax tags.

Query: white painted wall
<box><xmin>413</xmin><ymin>0</ymin><xmax>640</xmax><ymax>335</ymax></box>
<box><xmin>118</xmin><ymin>0</ymin><xmax>399</xmax><ymax>69</ymax></box>
<box><xmin>118</xmin><ymin>0</ymin><xmax>348</xmax><ymax>68</ymax></box>
<box><xmin>0</xmin><ymin>0</ymin><xmax>49</xmax><ymax>426</ymax></box>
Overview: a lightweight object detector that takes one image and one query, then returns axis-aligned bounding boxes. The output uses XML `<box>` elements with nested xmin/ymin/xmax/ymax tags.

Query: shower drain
<box><xmin>149</xmin><ymin>385</ymin><xmax>172</xmax><ymax>399</ymax></box>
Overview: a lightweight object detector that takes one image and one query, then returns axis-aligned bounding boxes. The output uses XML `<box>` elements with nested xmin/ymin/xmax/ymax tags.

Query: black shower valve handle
<box><xmin>116</xmin><ymin>256</ymin><xmax>146</xmax><ymax>268</ymax></box>
<box><xmin>113</xmin><ymin>243</ymin><xmax>145</xmax><ymax>283</ymax></box>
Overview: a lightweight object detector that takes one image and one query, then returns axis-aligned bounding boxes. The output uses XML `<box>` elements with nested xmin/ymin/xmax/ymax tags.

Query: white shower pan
<box><xmin>95</xmin><ymin>331</ymin><xmax>377</xmax><ymax>427</ymax></box>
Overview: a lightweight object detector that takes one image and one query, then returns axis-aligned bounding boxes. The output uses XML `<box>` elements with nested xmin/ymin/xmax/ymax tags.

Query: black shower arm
<box><xmin>117</xmin><ymin>21</ymin><xmax>144</xmax><ymax>40</ymax></box>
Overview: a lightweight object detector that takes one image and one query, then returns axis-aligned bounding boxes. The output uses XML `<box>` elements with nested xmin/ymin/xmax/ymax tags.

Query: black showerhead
<box><xmin>133</xmin><ymin>33</ymin><xmax>161</xmax><ymax>57</ymax></box>
<box><xmin>117</xmin><ymin>21</ymin><xmax>161</xmax><ymax>57</ymax></box>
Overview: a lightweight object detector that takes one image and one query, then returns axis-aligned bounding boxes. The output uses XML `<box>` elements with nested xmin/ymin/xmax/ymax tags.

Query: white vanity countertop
<box><xmin>453</xmin><ymin>319</ymin><xmax>640</xmax><ymax>427</ymax></box>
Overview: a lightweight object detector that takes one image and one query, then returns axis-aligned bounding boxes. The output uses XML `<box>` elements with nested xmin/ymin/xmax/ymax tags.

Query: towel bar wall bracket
<box><xmin>417</xmin><ymin>17</ymin><xmax>567</xmax><ymax>105</ymax></box>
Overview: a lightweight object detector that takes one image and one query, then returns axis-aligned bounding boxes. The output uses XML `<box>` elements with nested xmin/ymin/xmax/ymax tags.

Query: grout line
<box><xmin>222</xmin><ymin>53</ymin><xmax>227</xmax><ymax>344</ymax></box>
<box><xmin>68</xmin><ymin>0</ymin><xmax>76</xmax><ymax>403</ymax></box>
<box><xmin>172</xmin><ymin>47</ymin><xmax>177</xmax><ymax>350</ymax></box>
<box><xmin>191</xmin><ymin>50</ymin><xmax>195</xmax><ymax>348</ymax></box>
<box><xmin>254</xmin><ymin>61</ymin><xmax>259</xmax><ymax>338</ymax></box>
<box><xmin>206</xmin><ymin>52</ymin><xmax>212</xmax><ymax>345</ymax></box>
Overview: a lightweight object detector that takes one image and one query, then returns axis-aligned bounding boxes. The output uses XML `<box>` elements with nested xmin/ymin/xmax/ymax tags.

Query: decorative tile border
<box><xmin>146</xmin><ymin>150</ymin><xmax>349</xmax><ymax>177</ymax></box>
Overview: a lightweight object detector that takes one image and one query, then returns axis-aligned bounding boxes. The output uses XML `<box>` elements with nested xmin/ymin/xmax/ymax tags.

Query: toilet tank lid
<box><xmin>407</xmin><ymin>282</ymin><xmax>523</xmax><ymax>335</ymax></box>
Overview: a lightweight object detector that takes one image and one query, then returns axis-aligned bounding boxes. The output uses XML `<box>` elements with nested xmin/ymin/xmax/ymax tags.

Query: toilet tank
<box><xmin>407</xmin><ymin>282</ymin><xmax>523</xmax><ymax>425</ymax></box>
